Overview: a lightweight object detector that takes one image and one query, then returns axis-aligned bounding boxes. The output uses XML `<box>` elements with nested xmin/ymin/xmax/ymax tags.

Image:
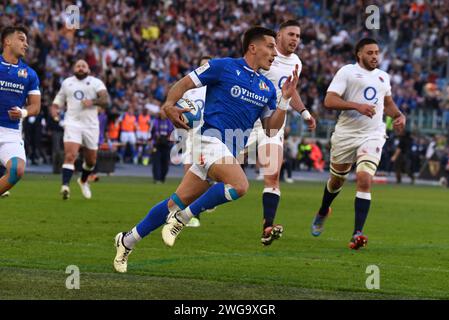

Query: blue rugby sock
<box><xmin>177</xmin><ymin>183</ymin><xmax>239</xmax><ymax>223</ymax></box>
<box><xmin>135</xmin><ymin>198</ymin><xmax>170</xmax><ymax>238</ymax></box>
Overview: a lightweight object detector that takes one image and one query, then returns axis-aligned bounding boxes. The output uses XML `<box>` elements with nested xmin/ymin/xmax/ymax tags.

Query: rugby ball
<box><xmin>175</xmin><ymin>98</ymin><xmax>202</xmax><ymax>128</ymax></box>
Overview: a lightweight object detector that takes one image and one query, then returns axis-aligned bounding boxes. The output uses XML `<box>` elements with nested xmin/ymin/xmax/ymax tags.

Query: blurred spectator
<box><xmin>151</xmin><ymin>110</ymin><xmax>174</xmax><ymax>184</ymax></box>
<box><xmin>391</xmin><ymin>131</ymin><xmax>415</xmax><ymax>184</ymax></box>
<box><xmin>119</xmin><ymin>104</ymin><xmax>138</xmax><ymax>164</ymax></box>
<box><xmin>136</xmin><ymin>107</ymin><xmax>152</xmax><ymax>166</ymax></box>
<box><xmin>280</xmin><ymin>128</ymin><xmax>294</xmax><ymax>183</ymax></box>
<box><xmin>297</xmin><ymin>138</ymin><xmax>312</xmax><ymax>171</ymax></box>
<box><xmin>1</xmin><ymin>0</ymin><xmax>449</xmax><ymax>169</ymax></box>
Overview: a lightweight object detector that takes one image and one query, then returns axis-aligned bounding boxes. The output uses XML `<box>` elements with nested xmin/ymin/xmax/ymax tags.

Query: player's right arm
<box><xmin>163</xmin><ymin>59</ymin><xmax>224</xmax><ymax>129</ymax></box>
<box><xmin>324</xmin><ymin>66</ymin><xmax>376</xmax><ymax>118</ymax></box>
<box><xmin>161</xmin><ymin>76</ymin><xmax>196</xmax><ymax>130</ymax></box>
<box><xmin>324</xmin><ymin>92</ymin><xmax>376</xmax><ymax>118</ymax></box>
<box><xmin>50</xmin><ymin>81</ymin><xmax>66</xmax><ymax>121</ymax></box>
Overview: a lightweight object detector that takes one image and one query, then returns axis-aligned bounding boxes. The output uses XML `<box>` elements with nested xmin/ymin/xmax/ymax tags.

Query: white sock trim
<box><xmin>62</xmin><ymin>163</ymin><xmax>75</xmax><ymax>170</ymax></box>
<box><xmin>131</xmin><ymin>226</ymin><xmax>142</xmax><ymax>241</ymax></box>
<box><xmin>356</xmin><ymin>191</ymin><xmax>371</xmax><ymax>200</ymax></box>
<box><xmin>263</xmin><ymin>187</ymin><xmax>281</xmax><ymax>196</ymax></box>
<box><xmin>82</xmin><ymin>162</ymin><xmax>95</xmax><ymax>171</ymax></box>
<box><xmin>178</xmin><ymin>207</ymin><xmax>194</xmax><ymax>224</ymax></box>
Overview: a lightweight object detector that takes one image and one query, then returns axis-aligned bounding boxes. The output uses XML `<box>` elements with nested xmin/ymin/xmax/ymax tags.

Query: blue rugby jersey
<box><xmin>189</xmin><ymin>57</ymin><xmax>277</xmax><ymax>156</ymax></box>
<box><xmin>0</xmin><ymin>54</ymin><xmax>40</xmax><ymax>129</ymax></box>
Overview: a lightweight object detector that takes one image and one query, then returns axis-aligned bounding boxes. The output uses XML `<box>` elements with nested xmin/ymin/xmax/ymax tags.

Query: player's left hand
<box><xmin>305</xmin><ymin>116</ymin><xmax>316</xmax><ymax>131</ymax></box>
<box><xmin>8</xmin><ymin>106</ymin><xmax>23</xmax><ymax>120</ymax></box>
<box><xmin>281</xmin><ymin>64</ymin><xmax>299</xmax><ymax>100</ymax></box>
<box><xmin>81</xmin><ymin>99</ymin><xmax>94</xmax><ymax>108</ymax></box>
<box><xmin>393</xmin><ymin>113</ymin><xmax>406</xmax><ymax>133</ymax></box>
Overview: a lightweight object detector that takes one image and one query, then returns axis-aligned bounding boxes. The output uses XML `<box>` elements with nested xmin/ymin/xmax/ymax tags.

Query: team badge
<box><xmin>379</xmin><ymin>76</ymin><xmax>384</xmax><ymax>83</ymax></box>
<box><xmin>18</xmin><ymin>68</ymin><xmax>28</xmax><ymax>78</ymax></box>
<box><xmin>259</xmin><ymin>80</ymin><xmax>269</xmax><ymax>91</ymax></box>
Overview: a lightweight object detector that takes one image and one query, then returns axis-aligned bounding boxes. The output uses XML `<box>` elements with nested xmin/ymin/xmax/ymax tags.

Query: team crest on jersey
<box><xmin>379</xmin><ymin>76</ymin><xmax>384</xmax><ymax>83</ymax></box>
<box><xmin>259</xmin><ymin>80</ymin><xmax>269</xmax><ymax>91</ymax></box>
<box><xmin>18</xmin><ymin>68</ymin><xmax>28</xmax><ymax>78</ymax></box>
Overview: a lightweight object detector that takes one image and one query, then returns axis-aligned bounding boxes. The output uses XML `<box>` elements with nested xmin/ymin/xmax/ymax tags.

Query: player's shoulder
<box><xmin>87</xmin><ymin>75</ymin><xmax>105</xmax><ymax>84</ymax></box>
<box><xmin>376</xmin><ymin>68</ymin><xmax>391</xmax><ymax>81</ymax></box>
<box><xmin>287</xmin><ymin>52</ymin><xmax>302</xmax><ymax>65</ymax></box>
<box><xmin>338</xmin><ymin>63</ymin><xmax>356</xmax><ymax>72</ymax></box>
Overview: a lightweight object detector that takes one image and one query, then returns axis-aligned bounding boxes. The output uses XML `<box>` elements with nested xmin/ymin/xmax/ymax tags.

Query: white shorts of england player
<box><xmin>0</xmin><ymin>127</ymin><xmax>26</xmax><ymax>165</ymax></box>
<box><xmin>330</xmin><ymin>133</ymin><xmax>387</xmax><ymax>166</ymax></box>
<box><xmin>64</xmin><ymin>125</ymin><xmax>99</xmax><ymax>150</ymax></box>
<box><xmin>120</xmin><ymin>131</ymin><xmax>137</xmax><ymax>145</ymax></box>
<box><xmin>136</xmin><ymin>131</ymin><xmax>150</xmax><ymax>141</ymax></box>
<box><xmin>189</xmin><ymin>135</ymin><xmax>235</xmax><ymax>181</ymax></box>
<box><xmin>247</xmin><ymin>119</ymin><xmax>284</xmax><ymax>150</ymax></box>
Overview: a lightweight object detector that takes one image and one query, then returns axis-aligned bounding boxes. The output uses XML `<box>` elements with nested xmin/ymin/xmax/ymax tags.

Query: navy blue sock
<box><xmin>354</xmin><ymin>195</ymin><xmax>371</xmax><ymax>234</ymax></box>
<box><xmin>189</xmin><ymin>182</ymin><xmax>239</xmax><ymax>216</ymax></box>
<box><xmin>318</xmin><ymin>184</ymin><xmax>340</xmax><ymax>216</ymax></box>
<box><xmin>136</xmin><ymin>199</ymin><xmax>169</xmax><ymax>238</ymax></box>
<box><xmin>262</xmin><ymin>189</ymin><xmax>280</xmax><ymax>229</ymax></box>
<box><xmin>62</xmin><ymin>166</ymin><xmax>74</xmax><ymax>186</ymax></box>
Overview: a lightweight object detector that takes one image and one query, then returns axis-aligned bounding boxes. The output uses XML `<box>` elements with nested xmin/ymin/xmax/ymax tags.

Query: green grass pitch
<box><xmin>0</xmin><ymin>174</ymin><xmax>448</xmax><ymax>299</ymax></box>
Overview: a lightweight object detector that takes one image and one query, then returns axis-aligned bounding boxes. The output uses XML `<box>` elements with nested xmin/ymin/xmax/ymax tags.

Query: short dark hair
<box><xmin>279</xmin><ymin>20</ymin><xmax>301</xmax><ymax>31</ymax></box>
<box><xmin>242</xmin><ymin>26</ymin><xmax>276</xmax><ymax>54</ymax></box>
<box><xmin>197</xmin><ymin>55</ymin><xmax>212</xmax><ymax>66</ymax></box>
<box><xmin>1</xmin><ymin>25</ymin><xmax>28</xmax><ymax>46</ymax></box>
<box><xmin>354</xmin><ymin>38</ymin><xmax>378</xmax><ymax>62</ymax></box>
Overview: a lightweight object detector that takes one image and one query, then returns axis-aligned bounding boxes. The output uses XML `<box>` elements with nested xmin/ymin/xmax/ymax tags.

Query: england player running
<box><xmin>248</xmin><ymin>20</ymin><xmax>317</xmax><ymax>246</ymax></box>
<box><xmin>0</xmin><ymin>26</ymin><xmax>41</xmax><ymax>197</ymax></box>
<box><xmin>113</xmin><ymin>26</ymin><xmax>299</xmax><ymax>273</ymax></box>
<box><xmin>310</xmin><ymin>38</ymin><xmax>406</xmax><ymax>249</ymax></box>
<box><xmin>50</xmin><ymin>59</ymin><xmax>109</xmax><ymax>200</ymax></box>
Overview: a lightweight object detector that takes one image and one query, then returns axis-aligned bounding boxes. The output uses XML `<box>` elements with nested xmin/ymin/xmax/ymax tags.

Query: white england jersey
<box><xmin>53</xmin><ymin>75</ymin><xmax>107</xmax><ymax>128</ymax></box>
<box><xmin>253</xmin><ymin>49</ymin><xmax>302</xmax><ymax>131</ymax></box>
<box><xmin>328</xmin><ymin>63</ymin><xmax>391</xmax><ymax>137</ymax></box>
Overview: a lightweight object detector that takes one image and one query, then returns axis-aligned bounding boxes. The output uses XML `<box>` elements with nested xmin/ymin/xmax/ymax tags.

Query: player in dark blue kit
<box><xmin>0</xmin><ymin>26</ymin><xmax>41</xmax><ymax>197</ymax></box>
<box><xmin>113</xmin><ymin>26</ymin><xmax>299</xmax><ymax>273</ymax></box>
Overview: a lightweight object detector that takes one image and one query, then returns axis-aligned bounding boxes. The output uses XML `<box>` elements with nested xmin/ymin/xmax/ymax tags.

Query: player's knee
<box><xmin>264</xmin><ymin>174</ymin><xmax>279</xmax><ymax>188</ymax></box>
<box><xmin>225</xmin><ymin>181</ymin><xmax>248</xmax><ymax>198</ymax></box>
<box><xmin>64</xmin><ymin>153</ymin><xmax>77</xmax><ymax>163</ymax></box>
<box><xmin>356</xmin><ymin>156</ymin><xmax>378</xmax><ymax>177</ymax></box>
<box><xmin>7</xmin><ymin>158</ymin><xmax>24</xmax><ymax>185</ymax></box>
<box><xmin>328</xmin><ymin>178</ymin><xmax>344</xmax><ymax>192</ymax></box>
<box><xmin>356</xmin><ymin>174</ymin><xmax>371</xmax><ymax>191</ymax></box>
<box><xmin>329</xmin><ymin>164</ymin><xmax>350</xmax><ymax>183</ymax></box>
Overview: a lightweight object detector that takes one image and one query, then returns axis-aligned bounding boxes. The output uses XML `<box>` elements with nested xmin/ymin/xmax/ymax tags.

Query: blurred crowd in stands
<box><xmin>1</xmin><ymin>0</ymin><xmax>448</xmax><ymax>181</ymax></box>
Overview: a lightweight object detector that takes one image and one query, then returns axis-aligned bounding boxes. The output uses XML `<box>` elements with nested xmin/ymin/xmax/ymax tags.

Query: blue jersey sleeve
<box><xmin>27</xmin><ymin>68</ymin><xmax>40</xmax><ymax>95</ymax></box>
<box><xmin>188</xmin><ymin>58</ymin><xmax>228</xmax><ymax>87</ymax></box>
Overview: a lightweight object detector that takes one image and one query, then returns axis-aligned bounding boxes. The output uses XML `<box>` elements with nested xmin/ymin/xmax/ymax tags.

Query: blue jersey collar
<box><xmin>238</xmin><ymin>58</ymin><xmax>260</xmax><ymax>76</ymax></box>
<box><xmin>0</xmin><ymin>54</ymin><xmax>20</xmax><ymax>67</ymax></box>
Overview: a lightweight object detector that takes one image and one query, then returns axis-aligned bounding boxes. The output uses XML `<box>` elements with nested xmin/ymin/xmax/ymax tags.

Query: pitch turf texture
<box><xmin>1</xmin><ymin>174</ymin><xmax>448</xmax><ymax>300</ymax></box>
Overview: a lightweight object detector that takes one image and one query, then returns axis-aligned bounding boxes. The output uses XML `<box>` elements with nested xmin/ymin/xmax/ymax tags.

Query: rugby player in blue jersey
<box><xmin>113</xmin><ymin>26</ymin><xmax>298</xmax><ymax>273</ymax></box>
<box><xmin>0</xmin><ymin>26</ymin><xmax>41</xmax><ymax>197</ymax></box>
